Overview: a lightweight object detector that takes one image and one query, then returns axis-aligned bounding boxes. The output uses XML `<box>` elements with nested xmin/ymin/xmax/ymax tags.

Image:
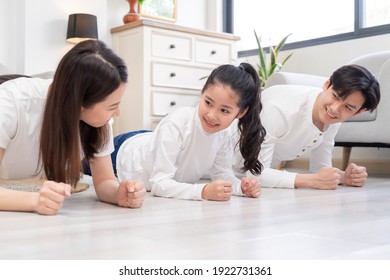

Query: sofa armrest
<box><xmin>265</xmin><ymin>71</ymin><xmax>327</xmax><ymax>89</ymax></box>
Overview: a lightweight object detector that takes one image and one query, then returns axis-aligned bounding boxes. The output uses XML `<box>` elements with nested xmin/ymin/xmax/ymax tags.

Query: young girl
<box><xmin>111</xmin><ymin>62</ymin><xmax>266</xmax><ymax>200</ymax></box>
<box><xmin>0</xmin><ymin>40</ymin><xmax>145</xmax><ymax>215</ymax></box>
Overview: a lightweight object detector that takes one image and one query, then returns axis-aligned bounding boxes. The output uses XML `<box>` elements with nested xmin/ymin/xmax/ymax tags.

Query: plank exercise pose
<box><xmin>0</xmin><ymin>40</ymin><xmax>145</xmax><ymax>215</ymax></box>
<box><xmin>231</xmin><ymin>64</ymin><xmax>380</xmax><ymax>189</ymax></box>
<box><xmin>103</xmin><ymin>63</ymin><xmax>266</xmax><ymax>200</ymax></box>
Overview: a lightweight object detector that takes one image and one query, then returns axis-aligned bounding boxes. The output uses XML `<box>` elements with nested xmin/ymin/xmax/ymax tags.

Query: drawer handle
<box><xmin>211</xmin><ymin>50</ymin><xmax>217</xmax><ymax>55</ymax></box>
<box><xmin>170</xmin><ymin>101</ymin><xmax>176</xmax><ymax>106</ymax></box>
<box><xmin>170</xmin><ymin>72</ymin><xmax>176</xmax><ymax>77</ymax></box>
<box><xmin>170</xmin><ymin>44</ymin><xmax>176</xmax><ymax>49</ymax></box>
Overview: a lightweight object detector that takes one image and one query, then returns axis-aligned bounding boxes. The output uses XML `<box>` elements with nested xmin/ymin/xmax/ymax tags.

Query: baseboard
<box><xmin>284</xmin><ymin>158</ymin><xmax>390</xmax><ymax>176</ymax></box>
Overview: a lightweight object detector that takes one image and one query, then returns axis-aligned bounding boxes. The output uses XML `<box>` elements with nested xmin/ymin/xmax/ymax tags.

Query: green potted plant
<box><xmin>254</xmin><ymin>30</ymin><xmax>293</xmax><ymax>88</ymax></box>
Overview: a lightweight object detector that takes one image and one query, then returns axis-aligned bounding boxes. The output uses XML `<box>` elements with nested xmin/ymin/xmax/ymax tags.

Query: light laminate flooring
<box><xmin>1</xmin><ymin>174</ymin><xmax>390</xmax><ymax>260</ymax></box>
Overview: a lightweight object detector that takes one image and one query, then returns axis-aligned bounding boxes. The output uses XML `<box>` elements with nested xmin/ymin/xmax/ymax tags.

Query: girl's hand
<box><xmin>116</xmin><ymin>180</ymin><xmax>146</xmax><ymax>208</ymax></box>
<box><xmin>241</xmin><ymin>177</ymin><xmax>261</xmax><ymax>198</ymax></box>
<box><xmin>202</xmin><ymin>180</ymin><xmax>232</xmax><ymax>201</ymax></box>
<box><xmin>35</xmin><ymin>181</ymin><xmax>71</xmax><ymax>215</ymax></box>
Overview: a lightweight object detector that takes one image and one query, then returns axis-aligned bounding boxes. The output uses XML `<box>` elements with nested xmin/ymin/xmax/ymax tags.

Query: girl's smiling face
<box><xmin>198</xmin><ymin>83</ymin><xmax>247</xmax><ymax>134</ymax></box>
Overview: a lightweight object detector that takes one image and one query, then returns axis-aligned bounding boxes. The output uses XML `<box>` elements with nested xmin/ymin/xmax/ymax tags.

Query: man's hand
<box><xmin>116</xmin><ymin>180</ymin><xmax>146</xmax><ymax>208</ymax></box>
<box><xmin>241</xmin><ymin>177</ymin><xmax>261</xmax><ymax>198</ymax></box>
<box><xmin>343</xmin><ymin>163</ymin><xmax>367</xmax><ymax>187</ymax></box>
<box><xmin>202</xmin><ymin>180</ymin><xmax>232</xmax><ymax>201</ymax></box>
<box><xmin>35</xmin><ymin>181</ymin><xmax>71</xmax><ymax>215</ymax></box>
<box><xmin>311</xmin><ymin>167</ymin><xmax>341</xmax><ymax>189</ymax></box>
<box><xmin>295</xmin><ymin>167</ymin><xmax>341</xmax><ymax>190</ymax></box>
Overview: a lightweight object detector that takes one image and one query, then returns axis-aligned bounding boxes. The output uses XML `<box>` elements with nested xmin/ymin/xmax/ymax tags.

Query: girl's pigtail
<box><xmin>237</xmin><ymin>63</ymin><xmax>266</xmax><ymax>175</ymax></box>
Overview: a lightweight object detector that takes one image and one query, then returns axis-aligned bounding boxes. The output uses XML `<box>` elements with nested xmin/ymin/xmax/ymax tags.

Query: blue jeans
<box><xmin>82</xmin><ymin>130</ymin><xmax>151</xmax><ymax>177</ymax></box>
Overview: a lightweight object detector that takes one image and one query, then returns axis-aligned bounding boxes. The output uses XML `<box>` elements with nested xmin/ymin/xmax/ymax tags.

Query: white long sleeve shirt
<box><xmin>0</xmin><ymin>77</ymin><xmax>114</xmax><ymax>180</ymax></box>
<box><xmin>231</xmin><ymin>85</ymin><xmax>341</xmax><ymax>189</ymax></box>
<box><xmin>116</xmin><ymin>106</ymin><xmax>243</xmax><ymax>200</ymax></box>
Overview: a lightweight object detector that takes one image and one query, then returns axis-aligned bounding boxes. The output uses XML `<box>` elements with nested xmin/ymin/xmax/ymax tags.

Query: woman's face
<box><xmin>80</xmin><ymin>82</ymin><xmax>126</xmax><ymax>128</ymax></box>
<box><xmin>198</xmin><ymin>83</ymin><xmax>246</xmax><ymax>134</ymax></box>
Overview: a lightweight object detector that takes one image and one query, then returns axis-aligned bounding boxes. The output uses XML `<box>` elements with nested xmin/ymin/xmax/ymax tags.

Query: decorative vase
<box><xmin>123</xmin><ymin>0</ymin><xmax>140</xmax><ymax>24</ymax></box>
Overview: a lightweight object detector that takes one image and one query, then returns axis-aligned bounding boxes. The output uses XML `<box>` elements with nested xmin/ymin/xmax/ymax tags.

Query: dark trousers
<box><xmin>82</xmin><ymin>130</ymin><xmax>151</xmax><ymax>177</ymax></box>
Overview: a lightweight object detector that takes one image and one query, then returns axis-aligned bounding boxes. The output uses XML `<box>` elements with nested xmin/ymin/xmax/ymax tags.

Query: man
<box><xmin>232</xmin><ymin>64</ymin><xmax>380</xmax><ymax>189</ymax></box>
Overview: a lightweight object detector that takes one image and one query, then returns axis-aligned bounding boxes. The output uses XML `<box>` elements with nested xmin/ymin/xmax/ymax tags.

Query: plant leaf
<box><xmin>254</xmin><ymin>30</ymin><xmax>267</xmax><ymax>85</ymax></box>
<box><xmin>281</xmin><ymin>53</ymin><xmax>294</xmax><ymax>68</ymax></box>
<box><xmin>268</xmin><ymin>63</ymin><xmax>279</xmax><ymax>77</ymax></box>
<box><xmin>254</xmin><ymin>30</ymin><xmax>293</xmax><ymax>88</ymax></box>
<box><xmin>270</xmin><ymin>46</ymin><xmax>277</xmax><ymax>70</ymax></box>
<box><xmin>274</xmin><ymin>33</ymin><xmax>292</xmax><ymax>54</ymax></box>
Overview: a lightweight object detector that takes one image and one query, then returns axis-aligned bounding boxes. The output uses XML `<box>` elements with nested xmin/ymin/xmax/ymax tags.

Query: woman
<box><xmin>0</xmin><ymin>40</ymin><xmax>145</xmax><ymax>215</ymax></box>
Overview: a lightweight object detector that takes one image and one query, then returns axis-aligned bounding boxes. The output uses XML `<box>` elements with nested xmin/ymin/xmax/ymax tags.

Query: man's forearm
<box><xmin>294</xmin><ymin>173</ymin><xmax>317</xmax><ymax>189</ymax></box>
<box><xmin>294</xmin><ymin>167</ymin><xmax>340</xmax><ymax>190</ymax></box>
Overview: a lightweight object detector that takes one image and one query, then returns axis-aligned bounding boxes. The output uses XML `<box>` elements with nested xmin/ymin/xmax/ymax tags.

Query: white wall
<box><xmin>0</xmin><ymin>0</ymin><xmax>24</xmax><ymax>73</ymax></box>
<box><xmin>281</xmin><ymin>34</ymin><xmax>390</xmax><ymax>77</ymax></box>
<box><xmin>0</xmin><ymin>0</ymin><xmax>108</xmax><ymax>74</ymax></box>
<box><xmin>2</xmin><ymin>0</ymin><xmax>387</xmax><ymax>76</ymax></box>
<box><xmin>241</xmin><ymin>34</ymin><xmax>390</xmax><ymax>77</ymax></box>
<box><xmin>25</xmin><ymin>0</ymin><xmax>108</xmax><ymax>74</ymax></box>
<box><xmin>108</xmin><ymin>0</ymin><xmax>212</xmax><ymax>32</ymax></box>
<box><xmin>0</xmin><ymin>0</ymin><xmax>212</xmax><ymax>75</ymax></box>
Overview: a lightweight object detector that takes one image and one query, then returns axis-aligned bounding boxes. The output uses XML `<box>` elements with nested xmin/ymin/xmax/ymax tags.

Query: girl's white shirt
<box><xmin>116</xmin><ymin>106</ymin><xmax>243</xmax><ymax>200</ymax></box>
<box><xmin>0</xmin><ymin>77</ymin><xmax>114</xmax><ymax>180</ymax></box>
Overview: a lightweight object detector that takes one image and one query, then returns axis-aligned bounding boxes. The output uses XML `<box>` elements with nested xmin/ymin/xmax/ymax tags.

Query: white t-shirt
<box><xmin>231</xmin><ymin>85</ymin><xmax>341</xmax><ymax>189</ymax></box>
<box><xmin>0</xmin><ymin>77</ymin><xmax>114</xmax><ymax>180</ymax></box>
<box><xmin>116</xmin><ymin>106</ymin><xmax>243</xmax><ymax>200</ymax></box>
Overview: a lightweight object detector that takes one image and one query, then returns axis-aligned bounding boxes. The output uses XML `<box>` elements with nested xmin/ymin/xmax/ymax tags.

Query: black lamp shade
<box><xmin>66</xmin><ymin>13</ymin><xmax>98</xmax><ymax>44</ymax></box>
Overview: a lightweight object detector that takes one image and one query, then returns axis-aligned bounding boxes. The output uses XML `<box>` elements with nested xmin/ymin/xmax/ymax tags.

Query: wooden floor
<box><xmin>1</xmin><ymin>172</ymin><xmax>390</xmax><ymax>260</ymax></box>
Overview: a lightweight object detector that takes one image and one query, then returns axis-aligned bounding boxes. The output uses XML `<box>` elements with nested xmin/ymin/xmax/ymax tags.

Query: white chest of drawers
<box><xmin>111</xmin><ymin>20</ymin><xmax>240</xmax><ymax>135</ymax></box>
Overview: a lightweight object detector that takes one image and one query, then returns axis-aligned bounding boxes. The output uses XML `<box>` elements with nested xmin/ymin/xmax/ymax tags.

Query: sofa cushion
<box><xmin>346</xmin><ymin>110</ymin><xmax>376</xmax><ymax>122</ymax></box>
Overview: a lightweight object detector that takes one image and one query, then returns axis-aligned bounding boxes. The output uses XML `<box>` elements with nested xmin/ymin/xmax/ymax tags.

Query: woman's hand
<box><xmin>202</xmin><ymin>180</ymin><xmax>232</xmax><ymax>201</ymax></box>
<box><xmin>116</xmin><ymin>180</ymin><xmax>146</xmax><ymax>208</ymax></box>
<box><xmin>241</xmin><ymin>177</ymin><xmax>261</xmax><ymax>198</ymax></box>
<box><xmin>35</xmin><ymin>181</ymin><xmax>71</xmax><ymax>215</ymax></box>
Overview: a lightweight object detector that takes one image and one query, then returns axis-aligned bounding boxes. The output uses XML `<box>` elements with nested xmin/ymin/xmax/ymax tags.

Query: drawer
<box><xmin>151</xmin><ymin>32</ymin><xmax>192</xmax><ymax>61</ymax></box>
<box><xmin>195</xmin><ymin>39</ymin><xmax>232</xmax><ymax>65</ymax></box>
<box><xmin>152</xmin><ymin>62</ymin><xmax>212</xmax><ymax>90</ymax></box>
<box><xmin>151</xmin><ymin>91</ymin><xmax>199</xmax><ymax>116</ymax></box>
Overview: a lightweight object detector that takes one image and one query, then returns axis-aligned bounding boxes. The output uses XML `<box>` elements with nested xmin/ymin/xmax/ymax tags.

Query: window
<box><xmin>363</xmin><ymin>0</ymin><xmax>390</xmax><ymax>27</ymax></box>
<box><xmin>225</xmin><ymin>0</ymin><xmax>390</xmax><ymax>56</ymax></box>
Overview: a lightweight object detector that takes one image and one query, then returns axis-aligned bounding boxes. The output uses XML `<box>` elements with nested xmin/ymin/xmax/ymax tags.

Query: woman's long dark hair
<box><xmin>39</xmin><ymin>40</ymin><xmax>128</xmax><ymax>186</ymax></box>
<box><xmin>202</xmin><ymin>62</ymin><xmax>266</xmax><ymax>175</ymax></box>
